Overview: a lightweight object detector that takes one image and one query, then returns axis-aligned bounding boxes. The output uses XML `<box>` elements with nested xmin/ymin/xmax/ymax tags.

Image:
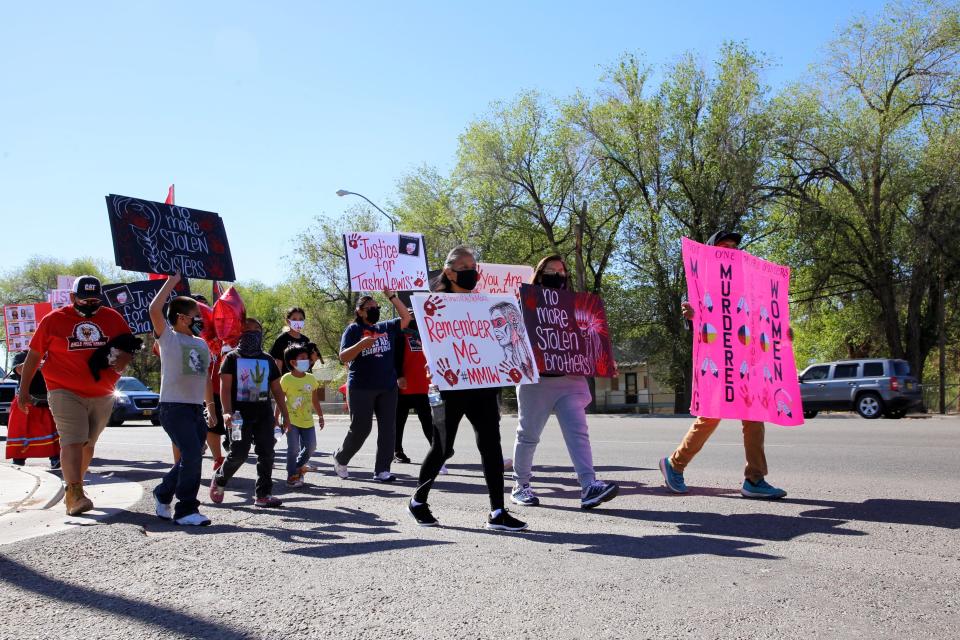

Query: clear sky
<box><xmin>1</xmin><ymin>0</ymin><xmax>884</xmax><ymax>285</ymax></box>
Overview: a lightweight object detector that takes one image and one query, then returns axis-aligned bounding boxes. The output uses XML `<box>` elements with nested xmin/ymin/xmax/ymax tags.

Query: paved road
<box><xmin>2</xmin><ymin>414</ymin><xmax>958</xmax><ymax>639</ymax></box>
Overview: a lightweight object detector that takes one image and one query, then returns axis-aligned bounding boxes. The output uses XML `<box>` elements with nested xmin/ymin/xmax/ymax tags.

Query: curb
<box><xmin>0</xmin><ymin>463</ymin><xmax>65</xmax><ymax>515</ymax></box>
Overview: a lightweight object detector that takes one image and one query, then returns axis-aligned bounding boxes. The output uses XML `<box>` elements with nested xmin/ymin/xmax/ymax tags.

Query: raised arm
<box><xmin>148</xmin><ymin>272</ymin><xmax>182</xmax><ymax>338</ymax></box>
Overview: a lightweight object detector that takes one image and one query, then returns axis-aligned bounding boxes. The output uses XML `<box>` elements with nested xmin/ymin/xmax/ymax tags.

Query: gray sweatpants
<box><xmin>512</xmin><ymin>375</ymin><xmax>596</xmax><ymax>490</ymax></box>
<box><xmin>335</xmin><ymin>386</ymin><xmax>397</xmax><ymax>475</ymax></box>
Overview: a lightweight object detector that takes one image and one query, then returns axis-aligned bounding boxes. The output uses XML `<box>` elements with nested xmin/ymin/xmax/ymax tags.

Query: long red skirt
<box><xmin>5</xmin><ymin>396</ymin><xmax>60</xmax><ymax>459</ymax></box>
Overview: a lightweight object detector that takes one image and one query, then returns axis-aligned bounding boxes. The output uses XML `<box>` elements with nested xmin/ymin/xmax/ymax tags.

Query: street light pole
<box><xmin>336</xmin><ymin>189</ymin><xmax>396</xmax><ymax>232</ymax></box>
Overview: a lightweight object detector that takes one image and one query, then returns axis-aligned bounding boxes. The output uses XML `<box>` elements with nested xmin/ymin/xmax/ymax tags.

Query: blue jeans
<box><xmin>154</xmin><ymin>402</ymin><xmax>207</xmax><ymax>519</ymax></box>
<box><xmin>286</xmin><ymin>426</ymin><xmax>317</xmax><ymax>476</ymax></box>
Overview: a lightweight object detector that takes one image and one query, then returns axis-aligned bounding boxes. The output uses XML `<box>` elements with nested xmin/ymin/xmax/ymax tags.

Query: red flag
<box><xmin>212</xmin><ymin>280</ymin><xmax>223</xmax><ymax>300</ymax></box>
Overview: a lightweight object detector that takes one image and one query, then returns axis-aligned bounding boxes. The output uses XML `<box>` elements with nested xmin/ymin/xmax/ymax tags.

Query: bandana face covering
<box><xmin>238</xmin><ymin>330</ymin><xmax>263</xmax><ymax>356</ymax></box>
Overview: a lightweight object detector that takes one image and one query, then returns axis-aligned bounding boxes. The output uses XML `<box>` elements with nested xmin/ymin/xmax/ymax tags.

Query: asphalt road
<box><xmin>1</xmin><ymin>413</ymin><xmax>958</xmax><ymax>640</ymax></box>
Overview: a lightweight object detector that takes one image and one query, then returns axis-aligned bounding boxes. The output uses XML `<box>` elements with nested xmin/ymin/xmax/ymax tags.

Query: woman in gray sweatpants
<box><xmin>511</xmin><ymin>255</ymin><xmax>619</xmax><ymax>509</ymax></box>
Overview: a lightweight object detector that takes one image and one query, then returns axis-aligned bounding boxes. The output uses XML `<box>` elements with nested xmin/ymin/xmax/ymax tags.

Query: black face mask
<box><xmin>74</xmin><ymin>301</ymin><xmax>101</xmax><ymax>318</ymax></box>
<box><xmin>364</xmin><ymin>307</ymin><xmax>381</xmax><ymax>324</ymax></box>
<box><xmin>190</xmin><ymin>318</ymin><xmax>204</xmax><ymax>336</ymax></box>
<box><xmin>238</xmin><ymin>330</ymin><xmax>263</xmax><ymax>356</ymax></box>
<box><xmin>540</xmin><ymin>273</ymin><xmax>567</xmax><ymax>289</ymax></box>
<box><xmin>454</xmin><ymin>269</ymin><xmax>478</xmax><ymax>291</ymax></box>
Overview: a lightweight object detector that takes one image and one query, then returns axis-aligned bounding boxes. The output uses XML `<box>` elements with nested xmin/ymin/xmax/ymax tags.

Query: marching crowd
<box><xmin>8</xmin><ymin>232</ymin><xmax>786</xmax><ymax>530</ymax></box>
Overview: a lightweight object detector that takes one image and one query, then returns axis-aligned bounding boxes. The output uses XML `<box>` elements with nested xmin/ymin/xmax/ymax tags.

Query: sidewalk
<box><xmin>0</xmin><ymin>462</ymin><xmax>143</xmax><ymax>546</ymax></box>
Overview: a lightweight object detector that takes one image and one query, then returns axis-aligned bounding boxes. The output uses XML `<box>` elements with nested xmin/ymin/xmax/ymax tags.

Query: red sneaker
<box><xmin>213</xmin><ymin>456</ymin><xmax>225</xmax><ymax>472</ymax></box>
<box><xmin>209</xmin><ymin>480</ymin><xmax>224</xmax><ymax>504</ymax></box>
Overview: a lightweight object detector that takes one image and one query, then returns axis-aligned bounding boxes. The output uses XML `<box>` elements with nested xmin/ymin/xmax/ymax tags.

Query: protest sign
<box><xmin>519</xmin><ymin>285</ymin><xmax>616</xmax><ymax>377</ymax></box>
<box><xmin>48</xmin><ymin>289</ymin><xmax>72</xmax><ymax>309</ymax></box>
<box><xmin>56</xmin><ymin>275</ymin><xmax>76</xmax><ymax>290</ymax></box>
<box><xmin>4</xmin><ymin>303</ymin><xmax>53</xmax><ymax>353</ymax></box>
<box><xmin>411</xmin><ymin>292</ymin><xmax>539</xmax><ymax>391</ymax></box>
<box><xmin>106</xmin><ymin>194</ymin><xmax>235</xmax><ymax>281</ymax></box>
<box><xmin>100</xmin><ymin>279</ymin><xmax>188</xmax><ymax>335</ymax></box>
<box><xmin>682</xmin><ymin>237</ymin><xmax>802</xmax><ymax>426</ymax></box>
<box><xmin>474</xmin><ymin>263</ymin><xmax>534</xmax><ymax>297</ymax></box>
<box><xmin>343</xmin><ymin>232</ymin><xmax>430</xmax><ymax>292</ymax></box>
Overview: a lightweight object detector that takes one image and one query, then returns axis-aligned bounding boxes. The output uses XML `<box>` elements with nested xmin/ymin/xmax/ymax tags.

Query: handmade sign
<box><xmin>4</xmin><ymin>303</ymin><xmax>53</xmax><ymax>353</ymax></box>
<box><xmin>106</xmin><ymin>194</ymin><xmax>235</xmax><ymax>281</ymax></box>
<box><xmin>474</xmin><ymin>263</ymin><xmax>534</xmax><ymax>297</ymax></box>
<box><xmin>519</xmin><ymin>284</ymin><xmax>616</xmax><ymax>377</ymax></box>
<box><xmin>100</xmin><ymin>280</ymin><xmax>189</xmax><ymax>335</ymax></box>
<box><xmin>343</xmin><ymin>232</ymin><xmax>430</xmax><ymax>292</ymax></box>
<box><xmin>56</xmin><ymin>275</ymin><xmax>76</xmax><ymax>290</ymax></box>
<box><xmin>682</xmin><ymin>237</ymin><xmax>802</xmax><ymax>426</ymax></box>
<box><xmin>411</xmin><ymin>292</ymin><xmax>539</xmax><ymax>390</ymax></box>
<box><xmin>48</xmin><ymin>289</ymin><xmax>72</xmax><ymax>309</ymax></box>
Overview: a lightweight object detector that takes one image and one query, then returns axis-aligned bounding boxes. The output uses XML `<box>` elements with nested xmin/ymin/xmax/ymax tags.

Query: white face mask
<box><xmin>289</xmin><ymin>320</ymin><xmax>305</xmax><ymax>332</ymax></box>
<box><xmin>294</xmin><ymin>360</ymin><xmax>311</xmax><ymax>372</ymax></box>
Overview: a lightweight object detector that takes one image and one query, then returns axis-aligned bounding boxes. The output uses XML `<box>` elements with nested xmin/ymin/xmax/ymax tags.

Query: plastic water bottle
<box><xmin>427</xmin><ymin>384</ymin><xmax>445</xmax><ymax>428</ymax></box>
<box><xmin>230</xmin><ymin>411</ymin><xmax>243</xmax><ymax>441</ymax></box>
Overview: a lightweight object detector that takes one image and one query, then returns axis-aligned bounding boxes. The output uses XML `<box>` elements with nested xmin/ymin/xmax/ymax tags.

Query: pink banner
<box><xmin>682</xmin><ymin>237</ymin><xmax>803</xmax><ymax>426</ymax></box>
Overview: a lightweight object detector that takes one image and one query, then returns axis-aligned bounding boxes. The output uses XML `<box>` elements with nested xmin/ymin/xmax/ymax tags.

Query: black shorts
<box><xmin>207</xmin><ymin>394</ymin><xmax>226</xmax><ymax>435</ymax></box>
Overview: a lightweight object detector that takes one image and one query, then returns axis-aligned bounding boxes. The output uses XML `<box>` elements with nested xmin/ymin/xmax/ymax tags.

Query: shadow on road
<box><xmin>790</xmin><ymin>498</ymin><xmax>960</xmax><ymax>529</ymax></box>
<box><xmin>0</xmin><ymin>557</ymin><xmax>247</xmax><ymax>638</ymax></box>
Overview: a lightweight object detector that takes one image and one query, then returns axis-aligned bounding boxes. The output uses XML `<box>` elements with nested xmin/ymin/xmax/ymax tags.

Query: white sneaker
<box><xmin>154</xmin><ymin>495</ymin><xmax>172</xmax><ymax>520</ymax></box>
<box><xmin>439</xmin><ymin>465</ymin><xmax>449</xmax><ymax>475</ymax></box>
<box><xmin>374</xmin><ymin>471</ymin><xmax>396</xmax><ymax>483</ymax></box>
<box><xmin>175</xmin><ymin>512</ymin><xmax>212</xmax><ymax>526</ymax></box>
<box><xmin>333</xmin><ymin>460</ymin><xmax>349</xmax><ymax>479</ymax></box>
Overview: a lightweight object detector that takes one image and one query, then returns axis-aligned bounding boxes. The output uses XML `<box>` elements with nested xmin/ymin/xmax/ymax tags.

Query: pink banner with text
<box><xmin>682</xmin><ymin>237</ymin><xmax>803</xmax><ymax>426</ymax></box>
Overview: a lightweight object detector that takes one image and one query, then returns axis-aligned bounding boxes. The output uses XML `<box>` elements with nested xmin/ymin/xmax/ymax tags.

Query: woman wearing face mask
<box><xmin>510</xmin><ymin>256</ymin><xmax>618</xmax><ymax>510</ymax></box>
<box><xmin>270</xmin><ymin>307</ymin><xmax>312</xmax><ymax>373</ymax></box>
<box><xmin>334</xmin><ymin>287</ymin><xmax>411</xmax><ymax>482</ymax></box>
<box><xmin>408</xmin><ymin>246</ymin><xmax>528</xmax><ymax>532</ymax></box>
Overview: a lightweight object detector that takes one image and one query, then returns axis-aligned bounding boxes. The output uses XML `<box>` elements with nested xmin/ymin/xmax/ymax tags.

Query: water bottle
<box><xmin>427</xmin><ymin>384</ymin><xmax>445</xmax><ymax>428</ymax></box>
<box><xmin>230</xmin><ymin>411</ymin><xmax>243</xmax><ymax>441</ymax></box>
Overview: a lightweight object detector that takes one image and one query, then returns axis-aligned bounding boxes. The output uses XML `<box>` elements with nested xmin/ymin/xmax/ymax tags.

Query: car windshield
<box><xmin>117</xmin><ymin>378</ymin><xmax>151</xmax><ymax>392</ymax></box>
<box><xmin>893</xmin><ymin>361</ymin><xmax>911</xmax><ymax>376</ymax></box>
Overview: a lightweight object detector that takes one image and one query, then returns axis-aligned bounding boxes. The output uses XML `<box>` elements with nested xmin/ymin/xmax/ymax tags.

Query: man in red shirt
<box><xmin>17</xmin><ymin>276</ymin><xmax>135</xmax><ymax>515</ymax></box>
<box><xmin>392</xmin><ymin>318</ymin><xmax>433</xmax><ymax>464</ymax></box>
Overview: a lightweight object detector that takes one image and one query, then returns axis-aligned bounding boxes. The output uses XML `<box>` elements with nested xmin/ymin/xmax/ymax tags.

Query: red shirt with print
<box><xmin>400</xmin><ymin>334</ymin><xmax>429</xmax><ymax>395</ymax></box>
<box><xmin>29</xmin><ymin>306</ymin><xmax>131</xmax><ymax>397</ymax></box>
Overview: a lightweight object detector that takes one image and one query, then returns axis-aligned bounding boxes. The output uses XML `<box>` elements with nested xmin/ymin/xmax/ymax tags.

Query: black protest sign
<box><xmin>106</xmin><ymin>194</ymin><xmax>235</xmax><ymax>281</ymax></box>
<box><xmin>519</xmin><ymin>284</ymin><xmax>616</xmax><ymax>378</ymax></box>
<box><xmin>100</xmin><ymin>279</ymin><xmax>191</xmax><ymax>335</ymax></box>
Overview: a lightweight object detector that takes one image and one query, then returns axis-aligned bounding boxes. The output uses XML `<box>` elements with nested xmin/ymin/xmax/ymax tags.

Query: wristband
<box><xmin>389</xmin><ymin>294</ymin><xmax>398</xmax><ymax>301</ymax></box>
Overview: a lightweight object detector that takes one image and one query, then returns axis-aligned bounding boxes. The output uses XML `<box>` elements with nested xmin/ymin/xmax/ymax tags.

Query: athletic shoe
<box><xmin>254</xmin><ymin>495</ymin><xmax>283</xmax><ymax>508</ymax></box>
<box><xmin>49</xmin><ymin>457</ymin><xmax>61</xmax><ymax>470</ymax></box>
<box><xmin>740</xmin><ymin>478</ymin><xmax>787</xmax><ymax>499</ymax></box>
<box><xmin>374</xmin><ymin>471</ymin><xmax>397</xmax><ymax>483</ymax></box>
<box><xmin>486</xmin><ymin>509</ymin><xmax>528</xmax><ymax>532</ymax></box>
<box><xmin>659</xmin><ymin>457</ymin><xmax>688</xmax><ymax>494</ymax></box>
<box><xmin>502</xmin><ymin>457</ymin><xmax>513</xmax><ymax>471</ymax></box>
<box><xmin>408</xmin><ymin>500</ymin><xmax>438</xmax><ymax>527</ymax></box>
<box><xmin>580</xmin><ymin>480</ymin><xmax>619</xmax><ymax>509</ymax></box>
<box><xmin>333</xmin><ymin>460</ymin><xmax>349</xmax><ymax>479</ymax></box>
<box><xmin>212</xmin><ymin>456</ymin><xmax>225</xmax><ymax>472</ymax></box>
<box><xmin>209</xmin><ymin>480</ymin><xmax>224</xmax><ymax>504</ymax></box>
<box><xmin>286</xmin><ymin>474</ymin><xmax>304</xmax><ymax>488</ymax></box>
<box><xmin>175</xmin><ymin>512</ymin><xmax>211</xmax><ymax>526</ymax></box>
<box><xmin>154</xmin><ymin>494</ymin><xmax>172</xmax><ymax>520</ymax></box>
<box><xmin>394</xmin><ymin>451</ymin><xmax>411</xmax><ymax>464</ymax></box>
<box><xmin>438</xmin><ymin>465</ymin><xmax>449</xmax><ymax>475</ymax></box>
<box><xmin>510</xmin><ymin>483</ymin><xmax>540</xmax><ymax>506</ymax></box>
<box><xmin>304</xmin><ymin>463</ymin><xmax>322</xmax><ymax>472</ymax></box>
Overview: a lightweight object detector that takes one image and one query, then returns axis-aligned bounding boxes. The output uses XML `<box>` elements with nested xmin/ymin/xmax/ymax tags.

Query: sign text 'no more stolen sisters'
<box><xmin>106</xmin><ymin>194</ymin><xmax>235</xmax><ymax>281</ymax></box>
<box><xmin>343</xmin><ymin>232</ymin><xmax>430</xmax><ymax>293</ymax></box>
<box><xmin>682</xmin><ymin>237</ymin><xmax>803</xmax><ymax>426</ymax></box>
<box><xmin>411</xmin><ymin>292</ymin><xmax>540</xmax><ymax>391</ymax></box>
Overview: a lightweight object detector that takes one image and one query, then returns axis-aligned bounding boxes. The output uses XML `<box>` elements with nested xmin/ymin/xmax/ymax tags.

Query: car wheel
<box><xmin>855</xmin><ymin>393</ymin><xmax>883</xmax><ymax>419</ymax></box>
<box><xmin>803</xmin><ymin>410</ymin><xmax>818</xmax><ymax>419</ymax></box>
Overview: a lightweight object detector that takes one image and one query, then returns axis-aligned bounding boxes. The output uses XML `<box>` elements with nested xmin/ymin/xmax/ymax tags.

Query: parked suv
<box><xmin>110</xmin><ymin>376</ymin><xmax>161</xmax><ymax>425</ymax></box>
<box><xmin>798</xmin><ymin>359</ymin><xmax>922</xmax><ymax>419</ymax></box>
<box><xmin>0</xmin><ymin>370</ymin><xmax>16</xmax><ymax>426</ymax></box>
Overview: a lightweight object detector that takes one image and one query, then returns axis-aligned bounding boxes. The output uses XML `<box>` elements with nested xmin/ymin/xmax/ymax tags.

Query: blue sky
<box><xmin>1</xmin><ymin>1</ymin><xmax>884</xmax><ymax>285</ymax></box>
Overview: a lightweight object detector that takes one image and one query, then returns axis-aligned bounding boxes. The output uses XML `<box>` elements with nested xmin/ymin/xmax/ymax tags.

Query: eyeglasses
<box><xmin>491</xmin><ymin>316</ymin><xmax>508</xmax><ymax>328</ymax></box>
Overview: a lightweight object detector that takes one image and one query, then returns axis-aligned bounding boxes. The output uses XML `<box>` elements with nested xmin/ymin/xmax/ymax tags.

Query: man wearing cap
<box><xmin>17</xmin><ymin>275</ymin><xmax>136</xmax><ymax>515</ymax></box>
<box><xmin>659</xmin><ymin>230</ymin><xmax>788</xmax><ymax>500</ymax></box>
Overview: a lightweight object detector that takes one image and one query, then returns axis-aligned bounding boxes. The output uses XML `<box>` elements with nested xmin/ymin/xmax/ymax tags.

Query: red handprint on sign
<box><xmin>347</xmin><ymin>233</ymin><xmax>362</xmax><ymax>250</ymax></box>
<box><xmin>740</xmin><ymin>382</ymin><xmax>753</xmax><ymax>407</ymax></box>
<box><xmin>498</xmin><ymin>362</ymin><xmax>523</xmax><ymax>383</ymax></box>
<box><xmin>423</xmin><ymin>295</ymin><xmax>446</xmax><ymax>317</ymax></box>
<box><xmin>435</xmin><ymin>357</ymin><xmax>459</xmax><ymax>387</ymax></box>
<box><xmin>413</xmin><ymin>271</ymin><xmax>426</xmax><ymax>288</ymax></box>
<box><xmin>759</xmin><ymin>387</ymin><xmax>771</xmax><ymax>410</ymax></box>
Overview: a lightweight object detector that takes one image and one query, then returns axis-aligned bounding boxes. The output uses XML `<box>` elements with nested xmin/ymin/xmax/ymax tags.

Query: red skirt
<box><xmin>5</xmin><ymin>395</ymin><xmax>60</xmax><ymax>459</ymax></box>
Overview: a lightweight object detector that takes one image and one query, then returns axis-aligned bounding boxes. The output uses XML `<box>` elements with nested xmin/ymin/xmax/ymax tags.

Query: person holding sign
<box><xmin>661</xmin><ymin>230</ymin><xmax>787</xmax><ymax>499</ymax></box>
<box><xmin>17</xmin><ymin>276</ymin><xmax>135</xmax><ymax>516</ymax></box>
<box><xmin>510</xmin><ymin>256</ymin><xmax>619</xmax><ymax>509</ymax></box>
<box><xmin>334</xmin><ymin>288</ymin><xmax>411</xmax><ymax>482</ymax></box>
<box><xmin>148</xmin><ymin>272</ymin><xmax>213</xmax><ymax>526</ymax></box>
<box><xmin>408</xmin><ymin>246</ymin><xmax>528</xmax><ymax>532</ymax></box>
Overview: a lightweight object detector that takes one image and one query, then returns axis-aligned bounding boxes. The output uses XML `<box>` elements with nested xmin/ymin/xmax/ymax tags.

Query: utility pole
<box><xmin>938</xmin><ymin>262</ymin><xmax>946</xmax><ymax>415</ymax></box>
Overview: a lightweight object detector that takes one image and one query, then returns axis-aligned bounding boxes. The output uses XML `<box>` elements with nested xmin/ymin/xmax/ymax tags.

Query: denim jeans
<box><xmin>153</xmin><ymin>402</ymin><xmax>207</xmax><ymax>519</ymax></box>
<box><xmin>286</xmin><ymin>426</ymin><xmax>317</xmax><ymax>476</ymax></box>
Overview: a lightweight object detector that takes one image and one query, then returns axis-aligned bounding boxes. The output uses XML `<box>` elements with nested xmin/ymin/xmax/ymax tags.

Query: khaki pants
<box><xmin>47</xmin><ymin>389</ymin><xmax>114</xmax><ymax>447</ymax></box>
<box><xmin>669</xmin><ymin>417</ymin><xmax>767</xmax><ymax>483</ymax></box>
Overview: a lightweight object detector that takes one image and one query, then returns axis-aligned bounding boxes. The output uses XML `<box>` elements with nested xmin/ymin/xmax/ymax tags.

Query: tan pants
<box><xmin>47</xmin><ymin>389</ymin><xmax>114</xmax><ymax>446</ymax></box>
<box><xmin>669</xmin><ymin>417</ymin><xmax>767</xmax><ymax>483</ymax></box>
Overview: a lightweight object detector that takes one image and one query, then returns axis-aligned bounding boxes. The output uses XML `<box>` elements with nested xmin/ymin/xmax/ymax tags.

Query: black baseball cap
<box><xmin>706</xmin><ymin>230</ymin><xmax>742</xmax><ymax>246</ymax></box>
<box><xmin>72</xmin><ymin>275</ymin><xmax>102</xmax><ymax>299</ymax></box>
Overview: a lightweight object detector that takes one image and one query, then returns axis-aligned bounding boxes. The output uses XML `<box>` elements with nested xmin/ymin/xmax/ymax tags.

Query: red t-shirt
<box><xmin>29</xmin><ymin>306</ymin><xmax>131</xmax><ymax>397</ymax></box>
<box><xmin>400</xmin><ymin>333</ymin><xmax>429</xmax><ymax>395</ymax></box>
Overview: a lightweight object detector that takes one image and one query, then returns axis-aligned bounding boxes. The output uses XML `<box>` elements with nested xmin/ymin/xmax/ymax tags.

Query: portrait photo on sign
<box><xmin>104</xmin><ymin>285</ymin><xmax>133</xmax><ymax>308</ymax></box>
<box><xmin>398</xmin><ymin>234</ymin><xmax>420</xmax><ymax>257</ymax></box>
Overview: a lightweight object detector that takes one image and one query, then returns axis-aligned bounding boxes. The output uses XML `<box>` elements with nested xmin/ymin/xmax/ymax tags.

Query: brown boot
<box><xmin>65</xmin><ymin>483</ymin><xmax>94</xmax><ymax>516</ymax></box>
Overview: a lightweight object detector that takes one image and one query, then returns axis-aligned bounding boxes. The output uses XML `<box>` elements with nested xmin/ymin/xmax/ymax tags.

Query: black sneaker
<box><xmin>580</xmin><ymin>480</ymin><xmax>619</xmax><ymax>509</ymax></box>
<box><xmin>486</xmin><ymin>509</ymin><xmax>528</xmax><ymax>532</ymax></box>
<box><xmin>393</xmin><ymin>451</ymin><xmax>411</xmax><ymax>464</ymax></box>
<box><xmin>408</xmin><ymin>500</ymin><xmax>439</xmax><ymax>527</ymax></box>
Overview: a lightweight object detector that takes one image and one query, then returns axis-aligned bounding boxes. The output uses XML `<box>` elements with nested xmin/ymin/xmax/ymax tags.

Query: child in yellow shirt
<box><xmin>280</xmin><ymin>345</ymin><xmax>325</xmax><ymax>487</ymax></box>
